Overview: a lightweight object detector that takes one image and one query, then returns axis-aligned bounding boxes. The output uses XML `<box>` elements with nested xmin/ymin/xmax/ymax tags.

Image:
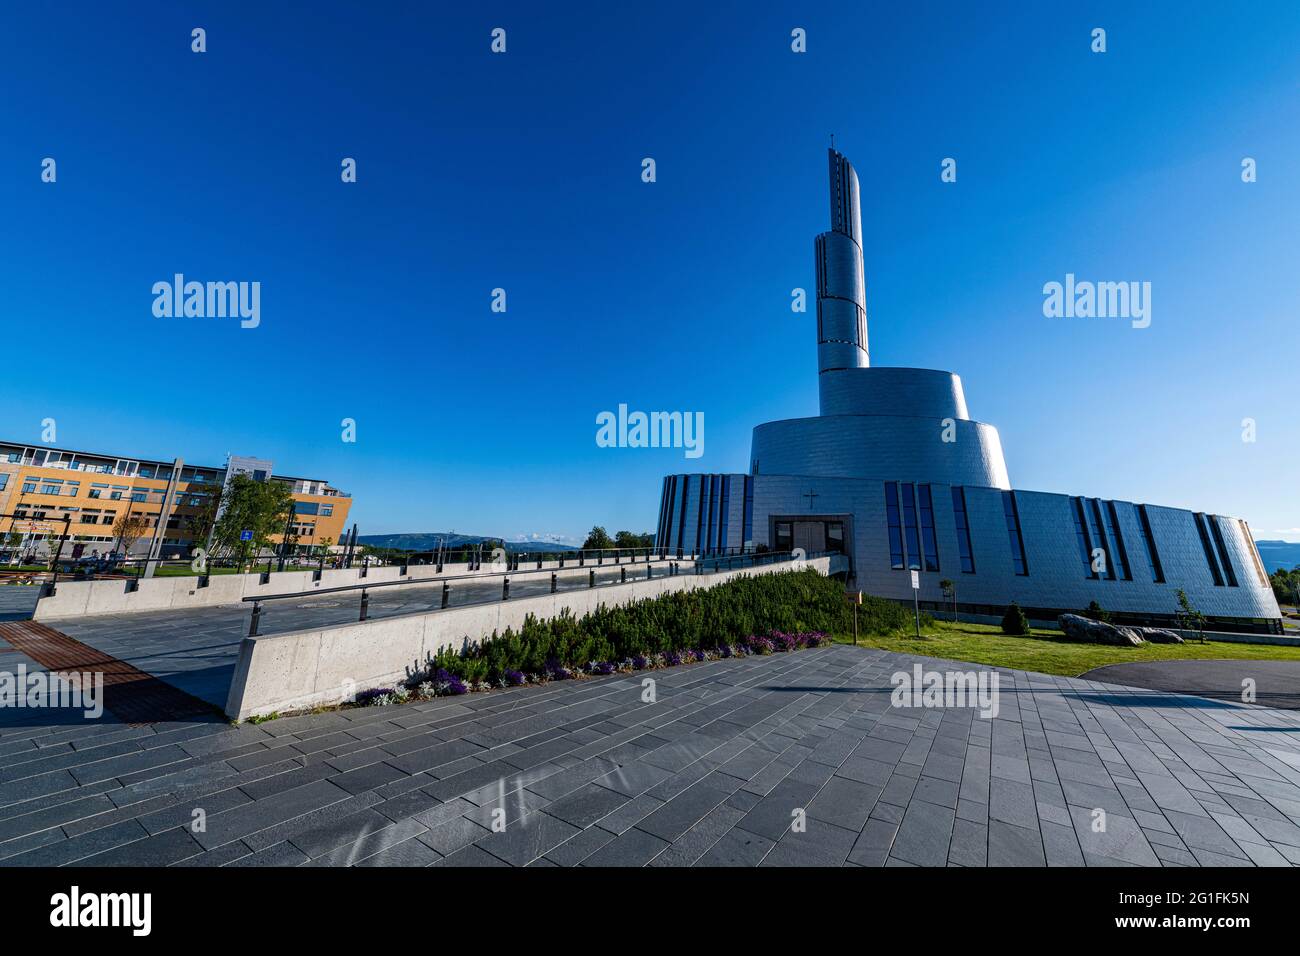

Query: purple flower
<box><xmin>504</xmin><ymin>669</ymin><xmax>526</xmax><ymax>686</ymax></box>
<box><xmin>594</xmin><ymin>661</ymin><xmax>616</xmax><ymax>675</ymax></box>
<box><xmin>632</xmin><ymin>654</ymin><xmax>649</xmax><ymax>670</ymax></box>
<box><xmin>355</xmin><ymin>687</ymin><xmax>393</xmax><ymax>705</ymax></box>
<box><xmin>664</xmin><ymin>650</ymin><xmax>684</xmax><ymax>666</ymax></box>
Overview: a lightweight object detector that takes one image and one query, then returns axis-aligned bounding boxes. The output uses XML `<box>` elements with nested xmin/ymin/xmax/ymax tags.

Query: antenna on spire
<box><xmin>830</xmin><ymin>133</ymin><xmax>835</xmax><ymax>150</ymax></box>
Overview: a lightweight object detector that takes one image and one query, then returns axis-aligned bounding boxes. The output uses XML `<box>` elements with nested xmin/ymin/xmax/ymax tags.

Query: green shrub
<box><xmin>1084</xmin><ymin>600</ymin><xmax>1109</xmax><ymax>623</ymax></box>
<box><xmin>1001</xmin><ymin>602</ymin><xmax>1030</xmax><ymax>635</ymax></box>
<box><xmin>428</xmin><ymin>569</ymin><xmax>855</xmax><ymax>683</ymax></box>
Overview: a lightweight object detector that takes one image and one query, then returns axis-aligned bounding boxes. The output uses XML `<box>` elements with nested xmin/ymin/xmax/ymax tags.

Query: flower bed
<box><xmin>356</xmin><ymin>629</ymin><xmax>832</xmax><ymax>707</ymax></box>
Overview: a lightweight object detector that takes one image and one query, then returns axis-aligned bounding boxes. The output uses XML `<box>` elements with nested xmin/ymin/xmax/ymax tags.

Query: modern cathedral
<box><xmin>653</xmin><ymin>149</ymin><xmax>1282</xmax><ymax>634</ymax></box>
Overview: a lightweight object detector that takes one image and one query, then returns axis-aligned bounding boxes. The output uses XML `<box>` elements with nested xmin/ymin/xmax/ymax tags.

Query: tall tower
<box><xmin>815</xmin><ymin>148</ymin><xmax>869</xmax><ymax>375</ymax></box>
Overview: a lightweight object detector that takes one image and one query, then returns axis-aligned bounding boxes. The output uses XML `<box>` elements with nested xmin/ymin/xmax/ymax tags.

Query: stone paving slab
<box><xmin>3</xmin><ymin>640</ymin><xmax>1300</xmax><ymax>866</ymax></box>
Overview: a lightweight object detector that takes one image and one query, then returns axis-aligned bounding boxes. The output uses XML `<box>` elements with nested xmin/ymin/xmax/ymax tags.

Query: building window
<box><xmin>775</xmin><ymin>521</ymin><xmax>793</xmax><ymax>552</ymax></box>
<box><xmin>917</xmin><ymin>484</ymin><xmax>939</xmax><ymax>572</ymax></box>
<box><xmin>1103</xmin><ymin>502</ymin><xmax>1132</xmax><ymax>581</ymax></box>
<box><xmin>742</xmin><ymin>475</ymin><xmax>753</xmax><ymax>546</ymax></box>
<box><xmin>900</xmin><ymin>483</ymin><xmax>921</xmax><ymax>569</ymax></box>
<box><xmin>951</xmin><ymin>487</ymin><xmax>975</xmax><ymax>573</ymax></box>
<box><xmin>1133</xmin><ymin>504</ymin><xmax>1164</xmax><ymax>583</ymax></box>
<box><xmin>676</xmin><ymin>475</ymin><xmax>691</xmax><ymax>550</ymax></box>
<box><xmin>22</xmin><ymin>482</ymin><xmax>36</xmax><ymax>493</ymax></box>
<box><xmin>884</xmin><ymin>482</ymin><xmax>905</xmax><ymax>569</ymax></box>
<box><xmin>717</xmin><ymin>476</ymin><xmax>730</xmax><ymax>551</ymax></box>
<box><xmin>1087</xmin><ymin>499</ymin><xmax>1116</xmax><ymax>580</ymax></box>
<box><xmin>1208</xmin><ymin>516</ymin><xmax>1238</xmax><ymax>588</ymax></box>
<box><xmin>0</xmin><ymin>474</ymin><xmax>7</xmax><ymax>492</ymax></box>
<box><xmin>1192</xmin><ymin>513</ymin><xmax>1224</xmax><ymax>586</ymax></box>
<box><xmin>1071</xmin><ymin>497</ymin><xmax>1096</xmax><ymax>578</ymax></box>
<box><xmin>1002</xmin><ymin>491</ymin><xmax>1028</xmax><ymax>575</ymax></box>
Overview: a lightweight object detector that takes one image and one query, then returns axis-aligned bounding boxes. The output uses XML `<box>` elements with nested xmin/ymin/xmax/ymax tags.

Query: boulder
<box><xmin>1057</xmin><ymin>613</ymin><xmax>1146</xmax><ymax>646</ymax></box>
<box><xmin>1137</xmin><ymin>627</ymin><xmax>1184</xmax><ymax>644</ymax></box>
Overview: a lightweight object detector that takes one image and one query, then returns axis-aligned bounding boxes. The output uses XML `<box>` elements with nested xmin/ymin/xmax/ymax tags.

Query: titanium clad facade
<box><xmin>652</xmin><ymin>148</ymin><xmax>1281</xmax><ymax>632</ymax></box>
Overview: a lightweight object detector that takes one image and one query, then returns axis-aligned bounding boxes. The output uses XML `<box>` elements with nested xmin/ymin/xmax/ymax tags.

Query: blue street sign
<box><xmin>240</xmin><ymin>530</ymin><xmax>253</xmax><ymax>541</ymax></box>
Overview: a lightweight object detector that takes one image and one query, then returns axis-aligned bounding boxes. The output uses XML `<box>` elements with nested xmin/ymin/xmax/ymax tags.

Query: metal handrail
<box><xmin>241</xmin><ymin>551</ymin><xmax>715</xmax><ymax>603</ymax></box>
<box><xmin>241</xmin><ymin>548</ymin><xmax>819</xmax><ymax>637</ymax></box>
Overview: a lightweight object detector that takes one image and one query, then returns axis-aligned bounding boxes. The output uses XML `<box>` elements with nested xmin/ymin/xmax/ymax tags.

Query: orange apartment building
<box><xmin>0</xmin><ymin>440</ymin><xmax>352</xmax><ymax>559</ymax></box>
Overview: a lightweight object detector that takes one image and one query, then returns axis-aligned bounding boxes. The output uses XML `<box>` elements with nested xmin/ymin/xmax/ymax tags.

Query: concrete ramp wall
<box><xmin>224</xmin><ymin>557</ymin><xmax>831</xmax><ymax>721</ymax></box>
<box><xmin>32</xmin><ymin>559</ymin><xmax>625</xmax><ymax>621</ymax></box>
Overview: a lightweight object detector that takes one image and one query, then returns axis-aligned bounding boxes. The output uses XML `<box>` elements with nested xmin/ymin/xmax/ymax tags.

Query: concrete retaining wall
<box><xmin>224</xmin><ymin>557</ymin><xmax>832</xmax><ymax>721</ymax></box>
<box><xmin>33</xmin><ymin>557</ymin><xmax>664</xmax><ymax>621</ymax></box>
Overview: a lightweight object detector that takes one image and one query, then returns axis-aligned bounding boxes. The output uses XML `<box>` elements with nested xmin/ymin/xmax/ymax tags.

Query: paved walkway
<box><xmin>0</xmin><ymin>586</ymin><xmax>41</xmax><ymax>622</ymax></box>
<box><xmin>2</xmin><ymin>643</ymin><xmax>1299</xmax><ymax>867</ymax></box>
<box><xmin>44</xmin><ymin>565</ymin><xmax>673</xmax><ymax>710</ymax></box>
<box><xmin>1081</xmin><ymin>660</ymin><xmax>1300</xmax><ymax>711</ymax></box>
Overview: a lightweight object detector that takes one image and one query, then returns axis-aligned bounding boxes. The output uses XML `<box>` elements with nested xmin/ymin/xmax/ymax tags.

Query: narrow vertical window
<box><xmin>1088</xmin><ymin>499</ymin><xmax>1116</xmax><ymax>580</ymax></box>
<box><xmin>677</xmin><ymin>475</ymin><xmax>691</xmax><ymax>551</ymax></box>
<box><xmin>1071</xmin><ymin>497</ymin><xmax>1096</xmax><ymax>578</ymax></box>
<box><xmin>1002</xmin><ymin>491</ymin><xmax>1028</xmax><ymax>575</ymax></box>
<box><xmin>1208</xmin><ymin>515</ymin><xmax>1238</xmax><ymax>587</ymax></box>
<box><xmin>742</xmin><ymin>475</ymin><xmax>753</xmax><ymax>547</ymax></box>
<box><xmin>1192</xmin><ymin>513</ymin><xmax>1224</xmax><ymax>586</ymax></box>
<box><xmin>901</xmin><ymin>482</ymin><xmax>921</xmax><ymax>569</ymax></box>
<box><xmin>717</xmin><ymin>476</ymin><xmax>730</xmax><ymax>551</ymax></box>
<box><xmin>917</xmin><ymin>484</ymin><xmax>940</xmax><ymax>572</ymax></box>
<box><xmin>1103</xmin><ymin>501</ymin><xmax>1132</xmax><ymax>581</ymax></box>
<box><xmin>951</xmin><ymin>486</ymin><xmax>975</xmax><ymax>573</ymax></box>
<box><xmin>885</xmin><ymin>482</ymin><xmax>904</xmax><ymax>570</ymax></box>
<box><xmin>1134</xmin><ymin>504</ymin><xmax>1164</xmax><ymax>583</ymax></box>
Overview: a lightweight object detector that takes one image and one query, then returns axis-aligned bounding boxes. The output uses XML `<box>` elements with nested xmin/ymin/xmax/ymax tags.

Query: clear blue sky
<box><xmin>3</xmin><ymin>2</ymin><xmax>1297</xmax><ymax>543</ymax></box>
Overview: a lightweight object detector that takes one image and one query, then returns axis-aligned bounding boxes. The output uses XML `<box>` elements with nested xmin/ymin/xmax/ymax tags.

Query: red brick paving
<box><xmin>0</xmin><ymin>620</ymin><xmax>220</xmax><ymax>724</ymax></box>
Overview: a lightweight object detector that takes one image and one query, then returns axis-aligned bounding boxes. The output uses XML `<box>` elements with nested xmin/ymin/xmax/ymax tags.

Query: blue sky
<box><xmin>3</xmin><ymin>1</ymin><xmax>1297</xmax><ymax>542</ymax></box>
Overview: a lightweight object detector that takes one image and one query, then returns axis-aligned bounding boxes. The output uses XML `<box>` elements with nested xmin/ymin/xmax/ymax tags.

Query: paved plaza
<box><xmin>2</xmin><ymin>639</ymin><xmax>1300</xmax><ymax>867</ymax></box>
<box><xmin>38</xmin><ymin>565</ymin><xmax>668</xmax><ymax>709</ymax></box>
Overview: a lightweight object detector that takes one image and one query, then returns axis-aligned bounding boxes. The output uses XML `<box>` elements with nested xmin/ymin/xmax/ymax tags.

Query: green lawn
<box><xmin>835</xmin><ymin>620</ymin><xmax>1300</xmax><ymax>678</ymax></box>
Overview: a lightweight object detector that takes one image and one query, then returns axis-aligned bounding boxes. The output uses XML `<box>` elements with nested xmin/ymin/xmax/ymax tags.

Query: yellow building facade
<box><xmin>0</xmin><ymin>441</ymin><xmax>352</xmax><ymax>559</ymax></box>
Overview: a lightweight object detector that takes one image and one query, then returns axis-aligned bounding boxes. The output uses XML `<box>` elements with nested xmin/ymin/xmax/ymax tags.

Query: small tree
<box><xmin>43</xmin><ymin>531</ymin><xmax>63</xmax><ymax>569</ymax></box>
<box><xmin>112</xmin><ymin>513</ymin><xmax>151</xmax><ymax>557</ymax></box>
<box><xmin>1175</xmin><ymin>588</ymin><xmax>1206</xmax><ymax>644</ymax></box>
<box><xmin>1084</xmin><ymin>600</ymin><xmax>1110</xmax><ymax>623</ymax></box>
<box><xmin>939</xmin><ymin>578</ymin><xmax>957</xmax><ymax>623</ymax></box>
<box><xmin>582</xmin><ymin>526</ymin><xmax>613</xmax><ymax>551</ymax></box>
<box><xmin>1001</xmin><ymin>601</ymin><xmax>1030</xmax><ymax>636</ymax></box>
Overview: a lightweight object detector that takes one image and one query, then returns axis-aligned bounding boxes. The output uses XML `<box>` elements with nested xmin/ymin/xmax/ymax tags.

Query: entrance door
<box><xmin>792</xmin><ymin>521</ymin><xmax>825</xmax><ymax>555</ymax></box>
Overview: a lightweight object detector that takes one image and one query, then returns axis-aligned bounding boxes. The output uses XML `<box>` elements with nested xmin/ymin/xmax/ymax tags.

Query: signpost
<box><xmin>844</xmin><ymin>589</ymin><xmax>862</xmax><ymax>644</ymax></box>
<box><xmin>910</xmin><ymin>568</ymin><xmax>921</xmax><ymax>638</ymax></box>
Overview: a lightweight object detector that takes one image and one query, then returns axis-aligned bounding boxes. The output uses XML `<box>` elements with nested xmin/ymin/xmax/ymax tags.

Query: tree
<box><xmin>1084</xmin><ymin>600</ymin><xmax>1110</xmax><ymax>623</ymax></box>
<box><xmin>1001</xmin><ymin>602</ymin><xmax>1030</xmax><ymax>636</ymax></box>
<box><xmin>614</xmin><ymin>530</ymin><xmax>654</xmax><ymax>550</ymax></box>
<box><xmin>209</xmin><ymin>474</ymin><xmax>294</xmax><ymax>560</ymax></box>
<box><xmin>1175</xmin><ymin>589</ymin><xmax>1206</xmax><ymax>644</ymax></box>
<box><xmin>316</xmin><ymin>536</ymin><xmax>334</xmax><ymax>557</ymax></box>
<box><xmin>183</xmin><ymin>488</ymin><xmax>223</xmax><ymax>553</ymax></box>
<box><xmin>939</xmin><ymin>578</ymin><xmax>956</xmax><ymax>623</ymax></box>
<box><xmin>112</xmin><ymin>513</ymin><xmax>151</xmax><ymax>556</ymax></box>
<box><xmin>1270</xmin><ymin>566</ymin><xmax>1300</xmax><ymax>606</ymax></box>
<box><xmin>582</xmin><ymin>526</ymin><xmax>613</xmax><ymax>550</ymax></box>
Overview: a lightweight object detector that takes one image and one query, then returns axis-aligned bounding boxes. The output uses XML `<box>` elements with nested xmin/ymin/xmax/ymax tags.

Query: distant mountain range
<box><xmin>1254</xmin><ymin>540</ymin><xmax>1300</xmax><ymax>574</ymax></box>
<box><xmin>357</xmin><ymin>532</ymin><xmax>578</xmax><ymax>553</ymax></box>
<box><xmin>357</xmin><ymin>533</ymin><xmax>1300</xmax><ymax>569</ymax></box>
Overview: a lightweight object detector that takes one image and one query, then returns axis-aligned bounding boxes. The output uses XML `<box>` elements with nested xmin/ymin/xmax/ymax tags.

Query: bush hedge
<box><xmin>412</xmin><ymin>569</ymin><xmax>925</xmax><ymax>692</ymax></box>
